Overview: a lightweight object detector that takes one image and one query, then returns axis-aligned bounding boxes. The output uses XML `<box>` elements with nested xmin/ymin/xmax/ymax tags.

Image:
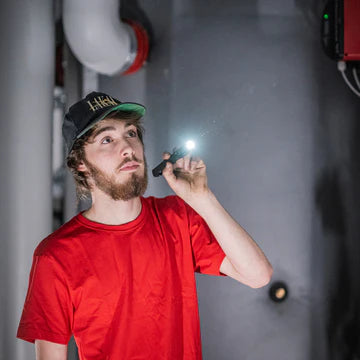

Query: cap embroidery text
<box><xmin>87</xmin><ymin>96</ymin><xmax>119</xmax><ymax>112</ymax></box>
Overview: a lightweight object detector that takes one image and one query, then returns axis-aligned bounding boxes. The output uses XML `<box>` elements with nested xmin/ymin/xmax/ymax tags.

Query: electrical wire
<box><xmin>340</xmin><ymin>71</ymin><xmax>360</xmax><ymax>97</ymax></box>
<box><xmin>337</xmin><ymin>61</ymin><xmax>360</xmax><ymax>97</ymax></box>
<box><xmin>352</xmin><ymin>67</ymin><xmax>360</xmax><ymax>91</ymax></box>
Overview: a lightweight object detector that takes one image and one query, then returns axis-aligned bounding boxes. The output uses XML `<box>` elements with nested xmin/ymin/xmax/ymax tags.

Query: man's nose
<box><xmin>120</xmin><ymin>140</ymin><xmax>135</xmax><ymax>157</ymax></box>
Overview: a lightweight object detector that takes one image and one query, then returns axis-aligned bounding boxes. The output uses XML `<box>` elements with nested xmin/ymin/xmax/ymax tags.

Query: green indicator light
<box><xmin>324</xmin><ymin>14</ymin><xmax>329</xmax><ymax>19</ymax></box>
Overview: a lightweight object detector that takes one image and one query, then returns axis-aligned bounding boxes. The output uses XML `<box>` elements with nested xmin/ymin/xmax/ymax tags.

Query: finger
<box><xmin>183</xmin><ymin>154</ymin><xmax>191</xmax><ymax>171</ymax></box>
<box><xmin>189</xmin><ymin>156</ymin><xmax>205</xmax><ymax>169</ymax></box>
<box><xmin>190</xmin><ymin>160</ymin><xmax>198</xmax><ymax>172</ymax></box>
<box><xmin>162</xmin><ymin>152</ymin><xmax>171</xmax><ymax>160</ymax></box>
<box><xmin>175</xmin><ymin>157</ymin><xmax>184</xmax><ymax>169</ymax></box>
<box><xmin>195</xmin><ymin>159</ymin><xmax>205</xmax><ymax>169</ymax></box>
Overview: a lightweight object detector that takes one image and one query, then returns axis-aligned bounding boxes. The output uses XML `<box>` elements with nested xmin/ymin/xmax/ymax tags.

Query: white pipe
<box><xmin>63</xmin><ymin>0</ymin><xmax>137</xmax><ymax>75</ymax></box>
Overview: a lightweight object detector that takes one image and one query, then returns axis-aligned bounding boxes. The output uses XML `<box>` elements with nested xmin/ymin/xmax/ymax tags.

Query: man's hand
<box><xmin>162</xmin><ymin>152</ymin><xmax>209</xmax><ymax>204</ymax></box>
<box><xmin>162</xmin><ymin>151</ymin><xmax>273</xmax><ymax>288</ymax></box>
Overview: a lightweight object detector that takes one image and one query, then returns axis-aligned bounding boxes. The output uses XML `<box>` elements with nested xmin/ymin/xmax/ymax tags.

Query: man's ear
<box><xmin>77</xmin><ymin>161</ymin><xmax>87</xmax><ymax>172</ymax></box>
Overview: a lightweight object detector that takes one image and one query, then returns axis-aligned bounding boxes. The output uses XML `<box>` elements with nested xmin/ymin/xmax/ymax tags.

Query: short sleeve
<box><xmin>185</xmin><ymin>202</ymin><xmax>227</xmax><ymax>276</ymax></box>
<box><xmin>17</xmin><ymin>254</ymin><xmax>73</xmax><ymax>344</ymax></box>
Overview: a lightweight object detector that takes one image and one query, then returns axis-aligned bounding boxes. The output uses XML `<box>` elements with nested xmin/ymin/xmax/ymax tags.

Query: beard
<box><xmin>84</xmin><ymin>155</ymin><xmax>148</xmax><ymax>201</ymax></box>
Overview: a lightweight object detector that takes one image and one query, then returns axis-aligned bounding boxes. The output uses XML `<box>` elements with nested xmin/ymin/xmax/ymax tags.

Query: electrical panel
<box><xmin>321</xmin><ymin>0</ymin><xmax>360</xmax><ymax>61</ymax></box>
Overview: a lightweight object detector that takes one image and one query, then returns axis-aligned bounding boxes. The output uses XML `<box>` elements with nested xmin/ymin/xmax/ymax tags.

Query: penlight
<box><xmin>152</xmin><ymin>140</ymin><xmax>197</xmax><ymax>177</ymax></box>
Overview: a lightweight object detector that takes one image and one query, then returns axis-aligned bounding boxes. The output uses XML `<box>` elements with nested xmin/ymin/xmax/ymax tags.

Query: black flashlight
<box><xmin>152</xmin><ymin>145</ymin><xmax>191</xmax><ymax>177</ymax></box>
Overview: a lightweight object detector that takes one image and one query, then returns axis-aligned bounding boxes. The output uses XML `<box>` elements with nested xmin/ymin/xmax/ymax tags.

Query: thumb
<box><xmin>162</xmin><ymin>152</ymin><xmax>171</xmax><ymax>160</ymax></box>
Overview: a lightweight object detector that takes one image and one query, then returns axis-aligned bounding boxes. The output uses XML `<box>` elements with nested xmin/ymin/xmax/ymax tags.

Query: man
<box><xmin>17</xmin><ymin>92</ymin><xmax>273</xmax><ymax>360</ymax></box>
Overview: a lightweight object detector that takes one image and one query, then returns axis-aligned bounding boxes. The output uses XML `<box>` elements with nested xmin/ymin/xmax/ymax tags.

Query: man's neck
<box><xmin>82</xmin><ymin>192</ymin><xmax>142</xmax><ymax>226</ymax></box>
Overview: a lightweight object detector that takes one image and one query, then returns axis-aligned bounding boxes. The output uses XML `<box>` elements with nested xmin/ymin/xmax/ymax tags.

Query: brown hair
<box><xmin>66</xmin><ymin>110</ymin><xmax>145</xmax><ymax>200</ymax></box>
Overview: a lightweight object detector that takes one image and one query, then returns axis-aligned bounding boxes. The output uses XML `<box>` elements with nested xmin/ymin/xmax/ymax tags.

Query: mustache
<box><xmin>116</xmin><ymin>156</ymin><xmax>143</xmax><ymax>171</ymax></box>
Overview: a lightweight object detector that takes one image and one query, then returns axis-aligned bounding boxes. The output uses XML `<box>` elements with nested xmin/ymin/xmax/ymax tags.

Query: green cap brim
<box><xmin>76</xmin><ymin>103</ymin><xmax>146</xmax><ymax>139</ymax></box>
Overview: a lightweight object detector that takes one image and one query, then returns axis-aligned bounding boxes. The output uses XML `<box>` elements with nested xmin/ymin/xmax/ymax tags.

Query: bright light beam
<box><xmin>185</xmin><ymin>140</ymin><xmax>195</xmax><ymax>150</ymax></box>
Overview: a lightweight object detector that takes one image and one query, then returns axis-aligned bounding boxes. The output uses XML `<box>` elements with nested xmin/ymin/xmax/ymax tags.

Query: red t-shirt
<box><xmin>17</xmin><ymin>196</ymin><xmax>226</xmax><ymax>360</ymax></box>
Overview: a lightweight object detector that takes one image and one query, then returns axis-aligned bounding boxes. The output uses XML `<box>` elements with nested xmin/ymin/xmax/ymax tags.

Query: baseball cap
<box><xmin>62</xmin><ymin>91</ymin><xmax>146</xmax><ymax>155</ymax></box>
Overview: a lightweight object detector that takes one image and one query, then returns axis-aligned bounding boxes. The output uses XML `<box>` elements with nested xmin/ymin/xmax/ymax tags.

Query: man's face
<box><xmin>81</xmin><ymin>118</ymin><xmax>148</xmax><ymax>201</ymax></box>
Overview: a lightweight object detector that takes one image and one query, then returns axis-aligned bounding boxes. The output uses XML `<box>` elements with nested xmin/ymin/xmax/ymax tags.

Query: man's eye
<box><xmin>127</xmin><ymin>130</ymin><xmax>137</xmax><ymax>137</ymax></box>
<box><xmin>101</xmin><ymin>137</ymin><xmax>112</xmax><ymax>144</ymax></box>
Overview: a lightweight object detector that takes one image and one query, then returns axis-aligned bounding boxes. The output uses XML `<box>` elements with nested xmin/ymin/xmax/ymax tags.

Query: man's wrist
<box><xmin>186</xmin><ymin>189</ymin><xmax>220</xmax><ymax>217</ymax></box>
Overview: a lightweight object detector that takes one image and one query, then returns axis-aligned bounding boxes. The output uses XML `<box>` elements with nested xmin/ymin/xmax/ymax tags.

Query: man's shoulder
<box><xmin>34</xmin><ymin>214</ymin><xmax>85</xmax><ymax>258</ymax></box>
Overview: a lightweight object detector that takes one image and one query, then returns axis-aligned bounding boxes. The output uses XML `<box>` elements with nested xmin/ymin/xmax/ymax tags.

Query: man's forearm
<box><xmin>188</xmin><ymin>190</ymin><xmax>273</xmax><ymax>287</ymax></box>
<box><xmin>35</xmin><ymin>340</ymin><xmax>68</xmax><ymax>360</ymax></box>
